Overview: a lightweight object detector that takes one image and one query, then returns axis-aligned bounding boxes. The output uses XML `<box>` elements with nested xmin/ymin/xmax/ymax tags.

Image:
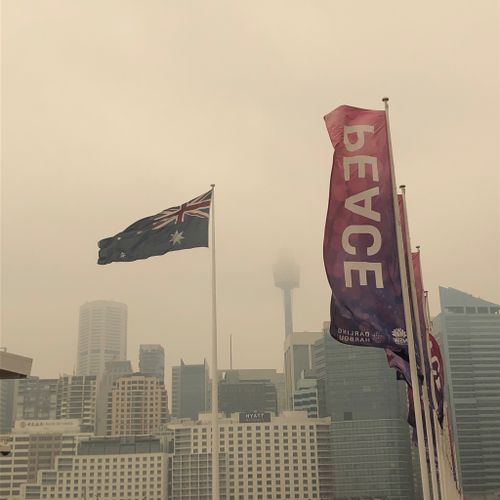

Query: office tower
<box><xmin>107</xmin><ymin>373</ymin><xmax>168</xmax><ymax>436</ymax></box>
<box><xmin>292</xmin><ymin>369</ymin><xmax>325</xmax><ymax>418</ymax></box>
<box><xmin>0</xmin><ymin>419</ymin><xmax>90</xmax><ymax>499</ymax></box>
<box><xmin>169</xmin><ymin>411</ymin><xmax>333</xmax><ymax>500</ymax></box>
<box><xmin>14</xmin><ymin>377</ymin><xmax>58</xmax><ymax>422</ymax></box>
<box><xmin>314</xmin><ymin>324</ymin><xmax>416</xmax><ymax>499</ymax></box>
<box><xmin>171</xmin><ymin>360</ymin><xmax>210</xmax><ymax>420</ymax></box>
<box><xmin>273</xmin><ymin>254</ymin><xmax>300</xmax><ymax>339</ymax></box>
<box><xmin>218</xmin><ymin>371</ymin><xmax>278</xmax><ymax>415</ymax></box>
<box><xmin>0</xmin><ymin>380</ymin><xmax>15</xmax><ymax>433</ymax></box>
<box><xmin>284</xmin><ymin>331</ymin><xmax>323</xmax><ymax>410</ymax></box>
<box><xmin>76</xmin><ymin>300</ymin><xmax>127</xmax><ymax>377</ymax></box>
<box><xmin>433</xmin><ymin>287</ymin><xmax>500</xmax><ymax>497</ymax></box>
<box><xmin>56</xmin><ymin>375</ymin><xmax>97</xmax><ymax>432</ymax></box>
<box><xmin>95</xmin><ymin>360</ymin><xmax>133</xmax><ymax>436</ymax></box>
<box><xmin>19</xmin><ymin>436</ymin><xmax>169</xmax><ymax>500</ymax></box>
<box><xmin>139</xmin><ymin>344</ymin><xmax>165</xmax><ymax>383</ymax></box>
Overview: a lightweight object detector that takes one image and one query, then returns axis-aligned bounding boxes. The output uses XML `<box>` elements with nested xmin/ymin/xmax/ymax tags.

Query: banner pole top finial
<box><xmin>382</xmin><ymin>97</ymin><xmax>389</xmax><ymax>103</ymax></box>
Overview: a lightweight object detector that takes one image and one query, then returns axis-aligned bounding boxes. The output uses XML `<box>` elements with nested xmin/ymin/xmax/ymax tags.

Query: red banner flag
<box><xmin>323</xmin><ymin>105</ymin><xmax>407</xmax><ymax>352</ymax></box>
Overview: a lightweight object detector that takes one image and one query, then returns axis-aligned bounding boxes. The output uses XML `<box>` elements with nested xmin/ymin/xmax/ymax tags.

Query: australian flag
<box><xmin>98</xmin><ymin>190</ymin><xmax>212</xmax><ymax>265</ymax></box>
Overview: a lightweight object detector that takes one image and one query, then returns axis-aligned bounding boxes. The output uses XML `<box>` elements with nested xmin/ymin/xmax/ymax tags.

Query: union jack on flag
<box><xmin>152</xmin><ymin>190</ymin><xmax>212</xmax><ymax>230</ymax></box>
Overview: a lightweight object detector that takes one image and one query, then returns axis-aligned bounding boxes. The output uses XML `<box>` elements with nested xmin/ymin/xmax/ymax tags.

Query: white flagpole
<box><xmin>210</xmin><ymin>184</ymin><xmax>220</xmax><ymax>500</ymax></box>
<box><xmin>400</xmin><ymin>187</ymin><xmax>440</xmax><ymax>500</ymax></box>
<box><xmin>424</xmin><ymin>289</ymin><xmax>448</xmax><ymax>500</ymax></box>
<box><xmin>383</xmin><ymin>97</ymin><xmax>431</xmax><ymax>500</ymax></box>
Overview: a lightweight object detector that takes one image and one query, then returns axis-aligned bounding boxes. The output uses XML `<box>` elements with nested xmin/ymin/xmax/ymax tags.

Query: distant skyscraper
<box><xmin>171</xmin><ymin>360</ymin><xmax>210</xmax><ymax>420</ymax></box>
<box><xmin>76</xmin><ymin>300</ymin><xmax>127</xmax><ymax>377</ymax></box>
<box><xmin>273</xmin><ymin>254</ymin><xmax>300</xmax><ymax>339</ymax></box>
<box><xmin>107</xmin><ymin>374</ymin><xmax>168</xmax><ymax>436</ymax></box>
<box><xmin>14</xmin><ymin>377</ymin><xmax>58</xmax><ymax>422</ymax></box>
<box><xmin>139</xmin><ymin>344</ymin><xmax>165</xmax><ymax>383</ymax></box>
<box><xmin>284</xmin><ymin>331</ymin><xmax>323</xmax><ymax>410</ymax></box>
<box><xmin>218</xmin><ymin>371</ymin><xmax>277</xmax><ymax>416</ymax></box>
<box><xmin>314</xmin><ymin>324</ymin><xmax>416</xmax><ymax>499</ymax></box>
<box><xmin>433</xmin><ymin>287</ymin><xmax>500</xmax><ymax>498</ymax></box>
<box><xmin>56</xmin><ymin>375</ymin><xmax>97</xmax><ymax>432</ymax></box>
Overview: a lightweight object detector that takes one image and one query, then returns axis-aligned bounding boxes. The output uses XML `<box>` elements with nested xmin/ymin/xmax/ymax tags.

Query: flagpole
<box><xmin>382</xmin><ymin>97</ymin><xmax>431</xmax><ymax>500</ymax></box>
<box><xmin>210</xmin><ymin>184</ymin><xmax>219</xmax><ymax>500</ymax></box>
<box><xmin>400</xmin><ymin>187</ymin><xmax>440</xmax><ymax>500</ymax></box>
<box><xmin>424</xmin><ymin>289</ymin><xmax>448</xmax><ymax>500</ymax></box>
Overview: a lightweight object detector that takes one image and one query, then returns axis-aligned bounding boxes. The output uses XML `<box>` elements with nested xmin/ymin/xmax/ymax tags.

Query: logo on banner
<box><xmin>391</xmin><ymin>328</ymin><xmax>407</xmax><ymax>345</ymax></box>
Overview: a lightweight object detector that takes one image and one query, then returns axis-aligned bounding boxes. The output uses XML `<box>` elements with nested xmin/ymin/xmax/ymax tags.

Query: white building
<box><xmin>284</xmin><ymin>331</ymin><xmax>323</xmax><ymax>410</ymax></box>
<box><xmin>76</xmin><ymin>300</ymin><xmax>127</xmax><ymax>377</ymax></box>
<box><xmin>169</xmin><ymin>410</ymin><xmax>333</xmax><ymax>500</ymax></box>
<box><xmin>16</xmin><ymin>435</ymin><xmax>169</xmax><ymax>500</ymax></box>
<box><xmin>0</xmin><ymin>419</ymin><xmax>90</xmax><ymax>499</ymax></box>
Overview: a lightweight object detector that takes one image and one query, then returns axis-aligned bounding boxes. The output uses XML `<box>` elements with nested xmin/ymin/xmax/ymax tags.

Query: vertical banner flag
<box><xmin>430</xmin><ymin>334</ymin><xmax>445</xmax><ymax>425</ymax></box>
<box><xmin>323</xmin><ymin>105</ymin><xmax>407</xmax><ymax>352</ymax></box>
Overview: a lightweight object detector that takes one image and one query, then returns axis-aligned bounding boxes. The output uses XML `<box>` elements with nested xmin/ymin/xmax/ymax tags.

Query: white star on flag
<box><xmin>170</xmin><ymin>230</ymin><xmax>184</xmax><ymax>245</ymax></box>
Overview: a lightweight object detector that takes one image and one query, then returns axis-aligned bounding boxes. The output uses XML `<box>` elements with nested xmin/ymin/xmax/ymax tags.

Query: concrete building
<box><xmin>14</xmin><ymin>377</ymin><xmax>58</xmax><ymax>422</ymax></box>
<box><xmin>139</xmin><ymin>344</ymin><xmax>165</xmax><ymax>383</ymax></box>
<box><xmin>0</xmin><ymin>419</ymin><xmax>90</xmax><ymax>499</ymax></box>
<box><xmin>284</xmin><ymin>331</ymin><xmax>323</xmax><ymax>410</ymax></box>
<box><xmin>18</xmin><ymin>435</ymin><xmax>169</xmax><ymax>500</ymax></box>
<box><xmin>56</xmin><ymin>375</ymin><xmax>97</xmax><ymax>432</ymax></box>
<box><xmin>219</xmin><ymin>372</ymin><xmax>278</xmax><ymax>416</ymax></box>
<box><xmin>107</xmin><ymin>373</ymin><xmax>168</xmax><ymax>436</ymax></box>
<box><xmin>76</xmin><ymin>300</ymin><xmax>127</xmax><ymax>377</ymax></box>
<box><xmin>314</xmin><ymin>324</ymin><xmax>416</xmax><ymax>499</ymax></box>
<box><xmin>169</xmin><ymin>411</ymin><xmax>333</xmax><ymax>500</ymax></box>
<box><xmin>221</xmin><ymin>369</ymin><xmax>286</xmax><ymax>415</ymax></box>
<box><xmin>433</xmin><ymin>287</ymin><xmax>500</xmax><ymax>498</ymax></box>
<box><xmin>95</xmin><ymin>360</ymin><xmax>133</xmax><ymax>436</ymax></box>
<box><xmin>171</xmin><ymin>360</ymin><xmax>210</xmax><ymax>420</ymax></box>
<box><xmin>292</xmin><ymin>370</ymin><xmax>325</xmax><ymax>418</ymax></box>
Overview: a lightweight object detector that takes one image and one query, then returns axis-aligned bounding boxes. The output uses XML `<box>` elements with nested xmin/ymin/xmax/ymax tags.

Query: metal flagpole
<box><xmin>210</xmin><ymin>184</ymin><xmax>220</xmax><ymax>500</ymax></box>
<box><xmin>400</xmin><ymin>187</ymin><xmax>440</xmax><ymax>500</ymax></box>
<box><xmin>424</xmin><ymin>289</ymin><xmax>448</xmax><ymax>500</ymax></box>
<box><xmin>383</xmin><ymin>97</ymin><xmax>431</xmax><ymax>500</ymax></box>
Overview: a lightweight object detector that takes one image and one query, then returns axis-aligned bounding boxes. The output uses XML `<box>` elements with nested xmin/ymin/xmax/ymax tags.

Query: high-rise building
<box><xmin>107</xmin><ymin>373</ymin><xmax>169</xmax><ymax>436</ymax></box>
<box><xmin>76</xmin><ymin>300</ymin><xmax>127</xmax><ymax>377</ymax></box>
<box><xmin>14</xmin><ymin>377</ymin><xmax>58</xmax><ymax>422</ymax></box>
<box><xmin>292</xmin><ymin>369</ymin><xmax>325</xmax><ymax>418</ymax></box>
<box><xmin>284</xmin><ymin>331</ymin><xmax>323</xmax><ymax>410</ymax></box>
<box><xmin>139</xmin><ymin>344</ymin><xmax>165</xmax><ymax>383</ymax></box>
<box><xmin>95</xmin><ymin>360</ymin><xmax>133</xmax><ymax>436</ymax></box>
<box><xmin>273</xmin><ymin>254</ymin><xmax>300</xmax><ymax>339</ymax></box>
<box><xmin>314</xmin><ymin>324</ymin><xmax>416</xmax><ymax>499</ymax></box>
<box><xmin>171</xmin><ymin>360</ymin><xmax>210</xmax><ymax>420</ymax></box>
<box><xmin>218</xmin><ymin>371</ymin><xmax>277</xmax><ymax>416</ymax></box>
<box><xmin>18</xmin><ymin>435</ymin><xmax>169</xmax><ymax>500</ymax></box>
<box><xmin>0</xmin><ymin>380</ymin><xmax>15</xmax><ymax>433</ymax></box>
<box><xmin>169</xmin><ymin>411</ymin><xmax>333</xmax><ymax>500</ymax></box>
<box><xmin>0</xmin><ymin>419</ymin><xmax>90</xmax><ymax>499</ymax></box>
<box><xmin>56</xmin><ymin>375</ymin><xmax>97</xmax><ymax>432</ymax></box>
<box><xmin>433</xmin><ymin>287</ymin><xmax>500</xmax><ymax>498</ymax></box>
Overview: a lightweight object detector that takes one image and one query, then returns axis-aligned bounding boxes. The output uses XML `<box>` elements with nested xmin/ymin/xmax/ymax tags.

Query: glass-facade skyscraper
<box><xmin>314</xmin><ymin>324</ymin><xmax>417</xmax><ymax>499</ymax></box>
<box><xmin>433</xmin><ymin>287</ymin><xmax>500</xmax><ymax>498</ymax></box>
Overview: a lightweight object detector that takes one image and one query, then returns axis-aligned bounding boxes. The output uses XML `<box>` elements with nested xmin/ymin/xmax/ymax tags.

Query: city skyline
<box><xmin>2</xmin><ymin>1</ymin><xmax>499</xmax><ymax>381</ymax></box>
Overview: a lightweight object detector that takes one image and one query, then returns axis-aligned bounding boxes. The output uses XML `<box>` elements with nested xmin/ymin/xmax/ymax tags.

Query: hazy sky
<box><xmin>1</xmin><ymin>1</ymin><xmax>499</xmax><ymax>383</ymax></box>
